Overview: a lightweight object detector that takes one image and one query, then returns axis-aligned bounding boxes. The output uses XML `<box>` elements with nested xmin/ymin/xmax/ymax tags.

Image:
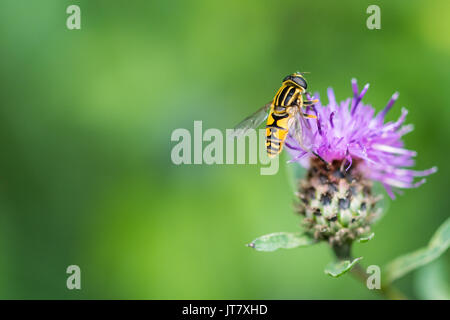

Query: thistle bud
<box><xmin>297</xmin><ymin>158</ymin><xmax>380</xmax><ymax>246</ymax></box>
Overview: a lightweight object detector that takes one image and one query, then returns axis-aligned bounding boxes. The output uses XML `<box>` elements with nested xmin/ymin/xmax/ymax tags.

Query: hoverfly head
<box><xmin>283</xmin><ymin>72</ymin><xmax>308</xmax><ymax>91</ymax></box>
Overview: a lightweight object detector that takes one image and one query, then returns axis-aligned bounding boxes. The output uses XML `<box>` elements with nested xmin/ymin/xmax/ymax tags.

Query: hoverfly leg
<box><xmin>303</xmin><ymin>99</ymin><xmax>319</xmax><ymax>106</ymax></box>
<box><xmin>302</xmin><ymin>113</ymin><xmax>317</xmax><ymax>119</ymax></box>
<box><xmin>301</xmin><ymin>98</ymin><xmax>318</xmax><ymax>118</ymax></box>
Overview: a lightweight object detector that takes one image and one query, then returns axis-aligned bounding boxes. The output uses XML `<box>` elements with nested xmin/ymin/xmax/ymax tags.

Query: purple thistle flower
<box><xmin>286</xmin><ymin>79</ymin><xmax>437</xmax><ymax>199</ymax></box>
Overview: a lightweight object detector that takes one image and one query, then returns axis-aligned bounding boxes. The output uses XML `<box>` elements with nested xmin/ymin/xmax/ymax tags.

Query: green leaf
<box><xmin>385</xmin><ymin>217</ymin><xmax>450</xmax><ymax>284</ymax></box>
<box><xmin>325</xmin><ymin>257</ymin><xmax>363</xmax><ymax>278</ymax></box>
<box><xmin>247</xmin><ymin>232</ymin><xmax>316</xmax><ymax>252</ymax></box>
<box><xmin>357</xmin><ymin>232</ymin><xmax>375</xmax><ymax>243</ymax></box>
<box><xmin>414</xmin><ymin>258</ymin><xmax>450</xmax><ymax>300</ymax></box>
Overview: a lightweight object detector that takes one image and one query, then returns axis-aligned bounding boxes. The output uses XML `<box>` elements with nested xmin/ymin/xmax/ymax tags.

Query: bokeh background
<box><xmin>0</xmin><ymin>0</ymin><xmax>448</xmax><ymax>299</ymax></box>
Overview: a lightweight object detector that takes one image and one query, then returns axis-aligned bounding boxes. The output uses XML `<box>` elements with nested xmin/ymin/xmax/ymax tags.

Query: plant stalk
<box><xmin>331</xmin><ymin>242</ymin><xmax>408</xmax><ymax>300</ymax></box>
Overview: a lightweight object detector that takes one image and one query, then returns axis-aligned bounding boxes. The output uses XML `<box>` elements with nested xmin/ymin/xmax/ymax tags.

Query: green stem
<box><xmin>332</xmin><ymin>242</ymin><xmax>408</xmax><ymax>300</ymax></box>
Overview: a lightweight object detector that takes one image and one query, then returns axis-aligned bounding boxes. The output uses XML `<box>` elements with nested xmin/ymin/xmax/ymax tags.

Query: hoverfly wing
<box><xmin>230</xmin><ymin>103</ymin><xmax>272</xmax><ymax>138</ymax></box>
<box><xmin>289</xmin><ymin>107</ymin><xmax>310</xmax><ymax>152</ymax></box>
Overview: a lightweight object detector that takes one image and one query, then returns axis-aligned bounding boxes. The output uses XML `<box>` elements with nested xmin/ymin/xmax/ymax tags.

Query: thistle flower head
<box><xmin>286</xmin><ymin>79</ymin><xmax>437</xmax><ymax>198</ymax></box>
<box><xmin>286</xmin><ymin>79</ymin><xmax>436</xmax><ymax>245</ymax></box>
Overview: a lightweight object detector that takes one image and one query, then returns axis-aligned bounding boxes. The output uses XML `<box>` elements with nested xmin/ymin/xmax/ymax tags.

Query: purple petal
<box><xmin>351</xmin><ymin>78</ymin><xmax>359</xmax><ymax>98</ymax></box>
<box><xmin>329</xmin><ymin>112</ymin><xmax>335</xmax><ymax>128</ymax></box>
<box><xmin>377</xmin><ymin>92</ymin><xmax>399</xmax><ymax>120</ymax></box>
<box><xmin>351</xmin><ymin>83</ymin><xmax>370</xmax><ymax>116</ymax></box>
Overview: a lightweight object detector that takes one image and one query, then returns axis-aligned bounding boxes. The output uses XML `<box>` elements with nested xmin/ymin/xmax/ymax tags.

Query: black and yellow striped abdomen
<box><xmin>266</xmin><ymin>83</ymin><xmax>303</xmax><ymax>158</ymax></box>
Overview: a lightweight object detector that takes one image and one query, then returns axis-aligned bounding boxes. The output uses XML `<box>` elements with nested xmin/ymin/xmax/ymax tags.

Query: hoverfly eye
<box><xmin>302</xmin><ymin>79</ymin><xmax>307</xmax><ymax>89</ymax></box>
<box><xmin>294</xmin><ymin>76</ymin><xmax>307</xmax><ymax>89</ymax></box>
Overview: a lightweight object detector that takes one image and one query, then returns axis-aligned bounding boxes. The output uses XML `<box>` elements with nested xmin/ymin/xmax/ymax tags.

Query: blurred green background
<box><xmin>0</xmin><ymin>0</ymin><xmax>448</xmax><ymax>299</ymax></box>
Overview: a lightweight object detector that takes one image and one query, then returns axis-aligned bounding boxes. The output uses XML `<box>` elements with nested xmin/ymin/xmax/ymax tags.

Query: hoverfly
<box><xmin>231</xmin><ymin>72</ymin><xmax>318</xmax><ymax>158</ymax></box>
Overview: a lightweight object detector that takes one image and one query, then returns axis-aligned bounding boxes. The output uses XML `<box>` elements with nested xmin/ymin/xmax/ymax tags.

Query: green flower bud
<box><xmin>296</xmin><ymin>158</ymin><xmax>382</xmax><ymax>246</ymax></box>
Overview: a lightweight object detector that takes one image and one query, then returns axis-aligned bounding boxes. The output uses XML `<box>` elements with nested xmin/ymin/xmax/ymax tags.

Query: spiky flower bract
<box><xmin>286</xmin><ymin>79</ymin><xmax>436</xmax><ymax>245</ymax></box>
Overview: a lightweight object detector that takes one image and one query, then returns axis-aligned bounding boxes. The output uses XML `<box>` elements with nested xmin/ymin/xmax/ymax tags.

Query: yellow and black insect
<box><xmin>232</xmin><ymin>72</ymin><xmax>318</xmax><ymax>158</ymax></box>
